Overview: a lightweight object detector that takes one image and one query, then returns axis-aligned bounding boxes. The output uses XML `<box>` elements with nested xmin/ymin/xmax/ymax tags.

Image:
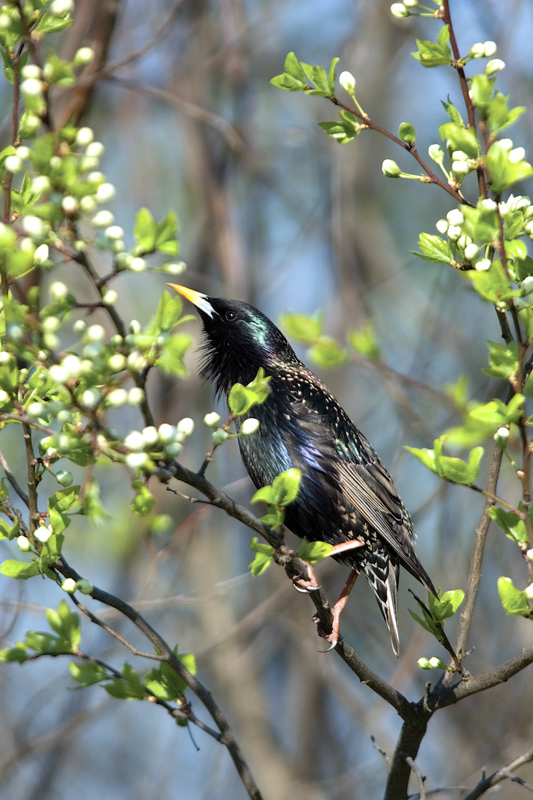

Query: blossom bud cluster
<box><xmin>124</xmin><ymin>419</ymin><xmax>195</xmax><ymax>469</ymax></box>
<box><xmin>468</xmin><ymin>41</ymin><xmax>497</xmax><ymax>59</ymax></box>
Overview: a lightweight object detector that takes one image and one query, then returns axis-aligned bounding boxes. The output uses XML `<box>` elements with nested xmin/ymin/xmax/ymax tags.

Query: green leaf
<box><xmin>412</xmin><ymin>33</ymin><xmax>452</xmax><ymax>68</ymax></box>
<box><xmin>469</xmin><ymin>74</ymin><xmax>495</xmax><ymax>115</ymax></box>
<box><xmin>318</xmin><ymin>118</ymin><xmax>361</xmax><ymax>144</ymax></box>
<box><xmin>134</xmin><ymin>208</ymin><xmax>157</xmax><ymax>253</ymax></box>
<box><xmin>131</xmin><ymin>482</ymin><xmax>155</xmax><ymax>516</ymax></box>
<box><xmin>0</xmin><ymin>645</ymin><xmax>28</xmax><ymax>663</ymax></box>
<box><xmin>406</xmin><ymin>438</ymin><xmax>484</xmax><ymax>485</ymax></box>
<box><xmin>145</xmin><ymin>660</ymin><xmax>189</xmax><ymax>700</ymax></box>
<box><xmin>469</xmin><ymin>394</ymin><xmax>524</xmax><ymax>429</ymax></box>
<box><xmin>157</xmin><ymin>333</ymin><xmax>193</xmax><ymax>376</ymax></box>
<box><xmin>147</xmin><ymin>291</ymin><xmax>184</xmax><ymax>334</ymax></box>
<box><xmin>46</xmin><ymin>600</ymin><xmax>81</xmax><ymax>650</ymax></box>
<box><xmin>308</xmin><ymin>337</ymin><xmax>347</xmax><ymax>368</ymax></box>
<box><xmin>69</xmin><ymin>660</ymin><xmax>108</xmax><ymax>687</ymax></box>
<box><xmin>484</xmin><ymin>141</ymin><xmax>533</xmax><ymax>194</ymax></box>
<box><xmin>408</xmin><ymin>608</ymin><xmax>440</xmax><ymax>639</ymax></box>
<box><xmin>270</xmin><ymin>53</ymin><xmax>307</xmax><ymax>92</ymax></box>
<box><xmin>398</xmin><ymin>122</ymin><xmax>416</xmax><ymax>144</ymax></box>
<box><xmin>488</xmin><ymin>507</ymin><xmax>528</xmax><ymax>545</ymax></box>
<box><xmin>497</xmin><ymin>576</ymin><xmax>531</xmax><ymax>616</ymax></box>
<box><xmin>154</xmin><ymin>211</ymin><xmax>179</xmax><ymax>256</ymax></box>
<box><xmin>284</xmin><ymin>52</ymin><xmax>307</xmax><ymax>83</ymax></box>
<box><xmin>249</xmin><ymin>537</ymin><xmax>274</xmax><ymax>576</ymax></box>
<box><xmin>40</xmin><ymin>533</ymin><xmax>65</xmax><ymax>567</ymax></box>
<box><xmin>271</xmin><ymin>468</ymin><xmax>301</xmax><ymax>506</ymax></box>
<box><xmin>466</xmin><ymin>260</ymin><xmax>517</xmax><ymax>305</ymax></box>
<box><xmin>347</xmin><ymin>320</ymin><xmax>380</xmax><ymax>359</ymax></box>
<box><xmin>411</xmin><ymin>233</ymin><xmax>454</xmax><ymax>264</ymax></box>
<box><xmin>482</xmin><ymin>340</ymin><xmax>519</xmax><ymax>381</ymax></box>
<box><xmin>104</xmin><ymin>663</ymin><xmax>146</xmax><ymax>700</ymax></box>
<box><xmin>428</xmin><ymin>589</ymin><xmax>464</xmax><ymax>621</ymax></box>
<box><xmin>438</xmin><ymin>122</ymin><xmax>480</xmax><ymax>157</ymax></box>
<box><xmin>0</xmin><ymin>559</ymin><xmax>41</xmax><ymax>579</ymax></box>
<box><xmin>228</xmin><ymin>368</ymin><xmax>270</xmax><ymax>416</ymax></box>
<box><xmin>49</xmin><ymin>486</ymin><xmax>79</xmax><ymax>534</ymax></box>
<box><xmin>300</xmin><ymin>62</ymin><xmax>330</xmax><ymax>96</ymax></box>
<box><xmin>486</xmin><ymin>92</ymin><xmax>526</xmax><ymax>133</ymax></box>
<box><xmin>296</xmin><ymin>539</ymin><xmax>333</xmax><ymax>563</ymax></box>
<box><xmin>34</xmin><ymin>10</ymin><xmax>73</xmax><ymax>33</ymax></box>
<box><xmin>279</xmin><ymin>310</ymin><xmax>322</xmax><ymax>343</ymax></box>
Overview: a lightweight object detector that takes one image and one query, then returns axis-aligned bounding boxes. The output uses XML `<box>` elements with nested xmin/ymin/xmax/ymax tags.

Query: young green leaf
<box><xmin>296</xmin><ymin>539</ymin><xmax>334</xmax><ymax>563</ymax></box>
<box><xmin>497</xmin><ymin>577</ymin><xmax>531</xmax><ymax>616</ymax></box>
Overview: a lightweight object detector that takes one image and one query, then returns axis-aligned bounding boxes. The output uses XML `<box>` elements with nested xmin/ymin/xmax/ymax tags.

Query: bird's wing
<box><xmin>336</xmin><ymin>458</ymin><xmax>435</xmax><ymax>593</ymax></box>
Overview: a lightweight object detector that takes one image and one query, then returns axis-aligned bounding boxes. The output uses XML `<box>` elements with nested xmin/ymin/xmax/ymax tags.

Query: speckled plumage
<box><xmin>171</xmin><ymin>286</ymin><xmax>436</xmax><ymax>654</ymax></box>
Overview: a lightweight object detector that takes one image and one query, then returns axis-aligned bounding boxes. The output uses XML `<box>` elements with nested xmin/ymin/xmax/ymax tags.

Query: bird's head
<box><xmin>169</xmin><ymin>284</ymin><xmax>298</xmax><ymax>396</ymax></box>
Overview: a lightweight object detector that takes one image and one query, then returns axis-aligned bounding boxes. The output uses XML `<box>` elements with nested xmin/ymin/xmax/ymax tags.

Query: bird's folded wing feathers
<box><xmin>336</xmin><ymin>460</ymin><xmax>434</xmax><ymax>590</ymax></box>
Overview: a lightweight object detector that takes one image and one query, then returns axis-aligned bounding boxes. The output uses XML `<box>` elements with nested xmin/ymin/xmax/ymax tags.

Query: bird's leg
<box><xmin>315</xmin><ymin>567</ymin><xmax>359</xmax><ymax>651</ymax></box>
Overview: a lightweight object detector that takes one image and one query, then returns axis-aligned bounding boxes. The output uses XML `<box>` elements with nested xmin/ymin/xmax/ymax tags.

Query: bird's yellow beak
<box><xmin>168</xmin><ymin>284</ymin><xmax>215</xmax><ymax>318</ymax></box>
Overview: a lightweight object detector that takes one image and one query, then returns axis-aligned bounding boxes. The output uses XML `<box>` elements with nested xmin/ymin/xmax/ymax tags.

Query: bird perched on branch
<box><xmin>170</xmin><ymin>284</ymin><xmax>436</xmax><ymax>655</ymax></box>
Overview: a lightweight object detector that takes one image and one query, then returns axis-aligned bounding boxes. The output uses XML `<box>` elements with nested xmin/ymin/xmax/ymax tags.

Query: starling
<box><xmin>170</xmin><ymin>284</ymin><xmax>436</xmax><ymax>654</ymax></box>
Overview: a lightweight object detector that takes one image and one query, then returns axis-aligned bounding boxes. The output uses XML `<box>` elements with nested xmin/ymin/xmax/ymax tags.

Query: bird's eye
<box><xmin>225</xmin><ymin>311</ymin><xmax>236</xmax><ymax>321</ymax></box>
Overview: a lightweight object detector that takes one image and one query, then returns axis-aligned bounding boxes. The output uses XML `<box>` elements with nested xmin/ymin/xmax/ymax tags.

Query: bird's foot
<box><xmin>313</xmin><ymin>612</ymin><xmax>340</xmax><ymax>652</ymax></box>
<box><xmin>285</xmin><ymin>561</ymin><xmax>320</xmax><ymax>593</ymax></box>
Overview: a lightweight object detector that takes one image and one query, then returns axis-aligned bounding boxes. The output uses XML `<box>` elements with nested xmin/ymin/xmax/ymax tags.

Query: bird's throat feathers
<box><xmin>197</xmin><ymin>299</ymin><xmax>298</xmax><ymax>398</ymax></box>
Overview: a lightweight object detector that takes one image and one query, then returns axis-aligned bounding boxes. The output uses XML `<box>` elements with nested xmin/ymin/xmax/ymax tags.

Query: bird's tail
<box><xmin>365</xmin><ymin>554</ymin><xmax>400</xmax><ymax>656</ymax></box>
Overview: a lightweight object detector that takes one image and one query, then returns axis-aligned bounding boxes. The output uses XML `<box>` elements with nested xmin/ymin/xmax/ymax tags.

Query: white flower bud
<box><xmin>486</xmin><ymin>59</ymin><xmax>505</xmax><ymax>75</ymax></box>
<box><xmin>34</xmin><ymin>244</ymin><xmax>50</xmax><ymax>264</ymax></box>
<box><xmin>475</xmin><ymin>258</ymin><xmax>491</xmax><ymax>271</ymax></box>
<box><xmin>5</xmin><ymin>155</ymin><xmax>23</xmax><ymax>173</ymax></box>
<box><xmin>91</xmin><ymin>210</ymin><xmax>114</xmax><ymax>227</ymax></box>
<box><xmin>129</xmin><ymin>257</ymin><xmax>146</xmax><ymax>273</ymax></box>
<box><xmin>21</xmin><ymin>64</ymin><xmax>42</xmax><ymax>80</ymax></box>
<box><xmin>428</xmin><ymin>657</ymin><xmax>444</xmax><ymax>668</ymax></box>
<box><xmin>76</xmin><ymin>579</ymin><xmax>94</xmax><ymax>594</ymax></box>
<box><xmin>452</xmin><ymin>160</ymin><xmax>469</xmax><ymax>176</ymax></box>
<box><xmin>82</xmin><ymin>388</ymin><xmax>100</xmax><ymax>408</ymax></box>
<box><xmin>104</xmin><ymin>225</ymin><xmax>124</xmax><ymax>240</ymax></box>
<box><xmin>80</xmin><ymin>195</ymin><xmax>97</xmax><ymax>212</ymax></box>
<box><xmin>447</xmin><ymin>225</ymin><xmax>461</xmax><ymax>241</ymax></box>
<box><xmin>75</xmin><ymin>127</ymin><xmax>94</xmax><ymax>147</ymax></box>
<box><xmin>164</xmin><ymin>261</ymin><xmax>186</xmax><ymax>275</ymax></box>
<box><xmin>480</xmin><ymin>198</ymin><xmax>497</xmax><ymax>211</ymax></box>
<box><xmin>86</xmin><ymin>141</ymin><xmax>105</xmax><ymax>159</ymax></box>
<box><xmin>483</xmin><ymin>41</ymin><xmax>497</xmax><ymax>57</ymax></box>
<box><xmin>106</xmin><ymin>388</ymin><xmax>127</xmax><ymax>407</ymax></box>
<box><xmin>50</xmin><ymin>0</ymin><xmax>74</xmax><ymax>15</ymax></box>
<box><xmin>382</xmin><ymin>159</ymin><xmax>402</xmax><ymax>177</ymax></box>
<box><xmin>94</xmin><ymin>182</ymin><xmax>115</xmax><ymax>202</ymax></box>
<box><xmin>521</xmin><ymin>276</ymin><xmax>533</xmax><ymax>296</ymax></box>
<box><xmin>21</xmin><ymin>78</ymin><xmax>43</xmax><ymax>97</ymax></box>
<box><xmin>61</xmin><ymin>195</ymin><xmax>78</xmax><ymax>215</ymax></box>
<box><xmin>124</xmin><ymin>431</ymin><xmax>145</xmax><ymax>451</ymax></box>
<box><xmin>204</xmin><ymin>412</ymin><xmax>221</xmax><ymax>427</ymax></box>
<box><xmin>35</xmin><ymin>525</ymin><xmax>52</xmax><ymax>543</ymax></box>
<box><xmin>102</xmin><ymin>289</ymin><xmax>118</xmax><ymax>305</ymax></box>
<box><xmin>31</xmin><ymin>175</ymin><xmax>51</xmax><ymax>194</ymax></box>
<box><xmin>390</xmin><ymin>3</ymin><xmax>409</xmax><ymax>18</ymax></box>
<box><xmin>128</xmin><ymin>387</ymin><xmax>145</xmax><ymax>405</ymax></box>
<box><xmin>61</xmin><ymin>578</ymin><xmax>77</xmax><ymax>593</ymax></box>
<box><xmin>17</xmin><ymin>535</ymin><xmax>32</xmax><ymax>552</ymax></box>
<box><xmin>468</xmin><ymin>43</ymin><xmax>485</xmax><ymax>59</ymax></box>
<box><xmin>240</xmin><ymin>417</ymin><xmax>260</xmax><ymax>435</ymax></box>
<box><xmin>436</xmin><ymin>219</ymin><xmax>448</xmax><ymax>234</ymax></box>
<box><xmin>158</xmin><ymin>423</ymin><xmax>178</xmax><ymax>443</ymax></box>
<box><xmin>509</xmin><ymin>147</ymin><xmax>525</xmax><ymax>164</ymax></box>
<box><xmin>446</xmin><ymin>209</ymin><xmax>464</xmax><ymax>226</ymax></box>
<box><xmin>142</xmin><ymin>426</ymin><xmax>159</xmax><ymax>446</ymax></box>
<box><xmin>177</xmin><ymin>417</ymin><xmax>194</xmax><ymax>436</ymax></box>
<box><xmin>125</xmin><ymin>452</ymin><xmax>151</xmax><ymax>469</ymax></box>
<box><xmin>339</xmin><ymin>71</ymin><xmax>356</xmax><ymax>95</ymax></box>
<box><xmin>74</xmin><ymin>47</ymin><xmax>95</xmax><ymax>66</ymax></box>
<box><xmin>85</xmin><ymin>324</ymin><xmax>106</xmax><ymax>342</ymax></box>
<box><xmin>464</xmin><ymin>243</ymin><xmax>479</xmax><ymax>260</ymax></box>
<box><xmin>428</xmin><ymin>144</ymin><xmax>444</xmax><ymax>163</ymax></box>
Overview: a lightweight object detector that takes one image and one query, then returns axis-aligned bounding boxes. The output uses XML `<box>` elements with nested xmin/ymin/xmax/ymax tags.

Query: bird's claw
<box><xmin>312</xmin><ymin>612</ymin><xmax>340</xmax><ymax>652</ymax></box>
<box><xmin>285</xmin><ymin>562</ymin><xmax>320</xmax><ymax>593</ymax></box>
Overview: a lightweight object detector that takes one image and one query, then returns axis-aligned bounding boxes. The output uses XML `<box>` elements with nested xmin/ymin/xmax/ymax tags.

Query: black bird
<box><xmin>170</xmin><ymin>284</ymin><xmax>436</xmax><ymax>654</ymax></box>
